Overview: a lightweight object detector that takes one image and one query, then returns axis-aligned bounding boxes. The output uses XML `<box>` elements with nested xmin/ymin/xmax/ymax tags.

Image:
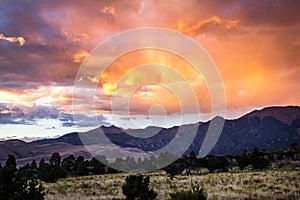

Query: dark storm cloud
<box><xmin>0</xmin><ymin>103</ymin><xmax>110</xmax><ymax>127</ymax></box>
<box><xmin>0</xmin><ymin>0</ymin><xmax>84</xmax><ymax>89</ymax></box>
<box><xmin>0</xmin><ymin>104</ymin><xmax>29</xmax><ymax>125</ymax></box>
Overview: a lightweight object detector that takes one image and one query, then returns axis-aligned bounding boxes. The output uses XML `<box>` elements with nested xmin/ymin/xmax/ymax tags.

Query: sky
<box><xmin>0</xmin><ymin>0</ymin><xmax>300</xmax><ymax>140</ymax></box>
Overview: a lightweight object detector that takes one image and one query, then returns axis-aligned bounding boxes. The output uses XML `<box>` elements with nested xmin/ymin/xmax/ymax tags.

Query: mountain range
<box><xmin>0</xmin><ymin>106</ymin><xmax>299</xmax><ymax>165</ymax></box>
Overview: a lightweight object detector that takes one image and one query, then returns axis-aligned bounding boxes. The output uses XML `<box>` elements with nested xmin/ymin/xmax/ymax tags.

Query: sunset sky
<box><xmin>0</xmin><ymin>0</ymin><xmax>299</xmax><ymax>140</ymax></box>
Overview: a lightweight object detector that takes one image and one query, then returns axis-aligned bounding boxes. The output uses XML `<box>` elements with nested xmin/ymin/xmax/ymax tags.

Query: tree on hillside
<box><xmin>49</xmin><ymin>152</ymin><xmax>61</xmax><ymax>166</ymax></box>
<box><xmin>89</xmin><ymin>157</ymin><xmax>106</xmax><ymax>175</ymax></box>
<box><xmin>38</xmin><ymin>154</ymin><xmax>66</xmax><ymax>182</ymax></box>
<box><xmin>61</xmin><ymin>155</ymin><xmax>76</xmax><ymax>176</ymax></box>
<box><xmin>75</xmin><ymin>156</ymin><xmax>89</xmax><ymax>176</ymax></box>
<box><xmin>0</xmin><ymin>155</ymin><xmax>45</xmax><ymax>200</ymax></box>
<box><xmin>19</xmin><ymin>163</ymin><xmax>36</xmax><ymax>180</ymax></box>
<box><xmin>31</xmin><ymin>160</ymin><xmax>37</xmax><ymax>169</ymax></box>
<box><xmin>39</xmin><ymin>158</ymin><xmax>46</xmax><ymax>167</ymax></box>
<box><xmin>6</xmin><ymin>154</ymin><xmax>17</xmax><ymax>169</ymax></box>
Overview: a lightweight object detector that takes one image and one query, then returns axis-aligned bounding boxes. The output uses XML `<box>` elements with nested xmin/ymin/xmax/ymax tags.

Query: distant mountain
<box><xmin>0</xmin><ymin>139</ymin><xmax>34</xmax><ymax>160</ymax></box>
<box><xmin>0</xmin><ymin>139</ymin><xmax>92</xmax><ymax>165</ymax></box>
<box><xmin>32</xmin><ymin>132</ymin><xmax>83</xmax><ymax>146</ymax></box>
<box><xmin>1</xmin><ymin>106</ymin><xmax>299</xmax><ymax>164</ymax></box>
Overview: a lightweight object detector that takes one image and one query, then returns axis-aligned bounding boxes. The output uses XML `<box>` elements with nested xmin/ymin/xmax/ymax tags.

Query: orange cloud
<box><xmin>102</xmin><ymin>83</ymin><xmax>117</xmax><ymax>95</ymax></box>
<box><xmin>0</xmin><ymin>33</ymin><xmax>25</xmax><ymax>46</ymax></box>
<box><xmin>0</xmin><ymin>86</ymin><xmax>74</xmax><ymax>111</ymax></box>
<box><xmin>0</xmin><ymin>0</ymin><xmax>299</xmax><ymax>119</ymax></box>
<box><xmin>73</xmin><ymin>51</ymin><xmax>89</xmax><ymax>63</ymax></box>
<box><xmin>224</xmin><ymin>19</ymin><xmax>240</xmax><ymax>29</ymax></box>
<box><xmin>177</xmin><ymin>16</ymin><xmax>239</xmax><ymax>36</ymax></box>
<box><xmin>63</xmin><ymin>31</ymin><xmax>89</xmax><ymax>42</ymax></box>
<box><xmin>92</xmin><ymin>49</ymin><xmax>210</xmax><ymax>114</ymax></box>
<box><xmin>101</xmin><ymin>6</ymin><xmax>115</xmax><ymax>15</ymax></box>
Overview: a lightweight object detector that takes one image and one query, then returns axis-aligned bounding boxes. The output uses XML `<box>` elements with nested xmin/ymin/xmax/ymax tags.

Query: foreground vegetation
<box><xmin>16</xmin><ymin>143</ymin><xmax>300</xmax><ymax>183</ymax></box>
<box><xmin>1</xmin><ymin>143</ymin><xmax>299</xmax><ymax>199</ymax></box>
<box><xmin>0</xmin><ymin>155</ymin><xmax>45</xmax><ymax>200</ymax></box>
<box><xmin>44</xmin><ymin>166</ymin><xmax>300</xmax><ymax>200</ymax></box>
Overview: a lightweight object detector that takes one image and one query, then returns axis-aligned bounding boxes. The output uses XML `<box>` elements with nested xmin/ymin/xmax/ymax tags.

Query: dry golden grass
<box><xmin>44</xmin><ymin>167</ymin><xmax>300</xmax><ymax>200</ymax></box>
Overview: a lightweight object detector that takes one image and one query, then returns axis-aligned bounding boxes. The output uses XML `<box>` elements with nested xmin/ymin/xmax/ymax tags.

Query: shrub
<box><xmin>122</xmin><ymin>175</ymin><xmax>157</xmax><ymax>200</ymax></box>
<box><xmin>169</xmin><ymin>184</ymin><xmax>207</xmax><ymax>200</ymax></box>
<box><xmin>162</xmin><ymin>158</ymin><xmax>185</xmax><ymax>180</ymax></box>
<box><xmin>206</xmin><ymin>156</ymin><xmax>229</xmax><ymax>173</ymax></box>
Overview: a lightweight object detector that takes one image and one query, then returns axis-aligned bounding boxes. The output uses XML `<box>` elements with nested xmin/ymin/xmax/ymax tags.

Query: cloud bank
<box><xmin>0</xmin><ymin>0</ymin><xmax>299</xmax><ymax>130</ymax></box>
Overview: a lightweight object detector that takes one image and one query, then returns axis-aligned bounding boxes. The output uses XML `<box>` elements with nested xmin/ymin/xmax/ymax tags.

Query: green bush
<box><xmin>169</xmin><ymin>185</ymin><xmax>207</xmax><ymax>200</ymax></box>
<box><xmin>122</xmin><ymin>175</ymin><xmax>157</xmax><ymax>200</ymax></box>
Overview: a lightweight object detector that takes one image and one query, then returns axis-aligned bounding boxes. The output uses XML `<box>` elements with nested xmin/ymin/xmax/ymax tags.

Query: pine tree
<box><xmin>0</xmin><ymin>155</ymin><xmax>45</xmax><ymax>200</ymax></box>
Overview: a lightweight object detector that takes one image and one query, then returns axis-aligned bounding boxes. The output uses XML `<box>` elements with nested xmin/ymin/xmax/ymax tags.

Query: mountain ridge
<box><xmin>0</xmin><ymin>106</ymin><xmax>299</xmax><ymax>164</ymax></box>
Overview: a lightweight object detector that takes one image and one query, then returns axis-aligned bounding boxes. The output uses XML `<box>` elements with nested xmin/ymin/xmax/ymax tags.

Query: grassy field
<box><xmin>44</xmin><ymin>165</ymin><xmax>300</xmax><ymax>200</ymax></box>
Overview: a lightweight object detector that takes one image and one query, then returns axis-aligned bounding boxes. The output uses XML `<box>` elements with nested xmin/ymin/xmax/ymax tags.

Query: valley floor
<box><xmin>44</xmin><ymin>166</ymin><xmax>300</xmax><ymax>200</ymax></box>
